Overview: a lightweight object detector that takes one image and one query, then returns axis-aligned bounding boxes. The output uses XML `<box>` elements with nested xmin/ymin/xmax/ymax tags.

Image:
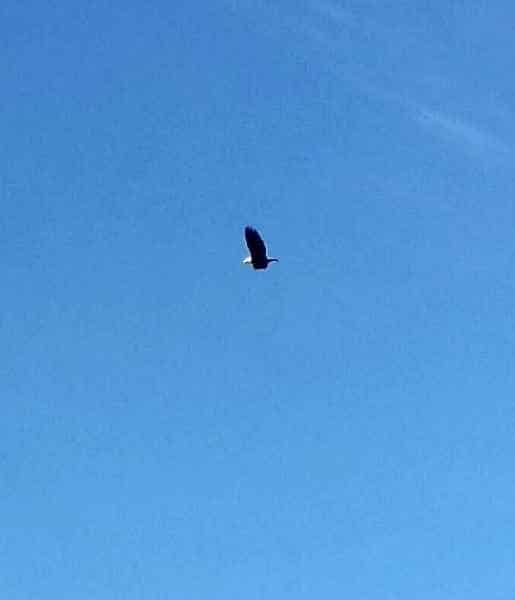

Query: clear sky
<box><xmin>2</xmin><ymin>2</ymin><xmax>515</xmax><ymax>598</ymax></box>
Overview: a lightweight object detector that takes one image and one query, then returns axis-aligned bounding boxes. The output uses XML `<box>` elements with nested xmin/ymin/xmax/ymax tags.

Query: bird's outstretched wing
<box><xmin>245</xmin><ymin>226</ymin><xmax>267</xmax><ymax>262</ymax></box>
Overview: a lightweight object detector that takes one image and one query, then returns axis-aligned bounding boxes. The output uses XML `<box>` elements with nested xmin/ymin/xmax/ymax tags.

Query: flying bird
<box><xmin>243</xmin><ymin>226</ymin><xmax>278</xmax><ymax>270</ymax></box>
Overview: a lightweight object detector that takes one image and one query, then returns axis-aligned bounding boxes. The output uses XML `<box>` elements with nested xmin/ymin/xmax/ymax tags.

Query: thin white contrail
<box><xmin>225</xmin><ymin>1</ymin><xmax>514</xmax><ymax>163</ymax></box>
<box><xmin>416</xmin><ymin>107</ymin><xmax>512</xmax><ymax>157</ymax></box>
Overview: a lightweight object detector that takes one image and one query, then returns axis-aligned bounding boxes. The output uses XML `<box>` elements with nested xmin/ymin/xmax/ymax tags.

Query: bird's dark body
<box><xmin>244</xmin><ymin>226</ymin><xmax>278</xmax><ymax>271</ymax></box>
<box><xmin>252</xmin><ymin>261</ymin><xmax>268</xmax><ymax>270</ymax></box>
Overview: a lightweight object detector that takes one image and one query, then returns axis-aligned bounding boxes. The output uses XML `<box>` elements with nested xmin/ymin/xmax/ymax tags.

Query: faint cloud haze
<box><xmin>227</xmin><ymin>1</ymin><xmax>515</xmax><ymax>165</ymax></box>
<box><xmin>311</xmin><ymin>0</ymin><xmax>356</xmax><ymax>28</ymax></box>
<box><xmin>416</xmin><ymin>106</ymin><xmax>512</xmax><ymax>160</ymax></box>
<box><xmin>305</xmin><ymin>3</ymin><xmax>515</xmax><ymax>164</ymax></box>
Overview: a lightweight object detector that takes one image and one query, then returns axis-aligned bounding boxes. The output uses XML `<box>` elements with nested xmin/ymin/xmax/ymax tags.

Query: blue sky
<box><xmin>2</xmin><ymin>1</ymin><xmax>515</xmax><ymax>598</ymax></box>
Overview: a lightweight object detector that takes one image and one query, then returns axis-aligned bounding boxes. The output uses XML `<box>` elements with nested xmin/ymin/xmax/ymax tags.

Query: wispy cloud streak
<box><xmin>307</xmin><ymin>2</ymin><xmax>514</xmax><ymax>163</ymax></box>
<box><xmin>416</xmin><ymin>107</ymin><xmax>512</xmax><ymax>160</ymax></box>
<box><xmin>226</xmin><ymin>1</ymin><xmax>515</xmax><ymax>164</ymax></box>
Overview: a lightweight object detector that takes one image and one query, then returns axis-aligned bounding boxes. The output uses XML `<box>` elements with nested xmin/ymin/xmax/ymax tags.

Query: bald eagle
<box><xmin>243</xmin><ymin>226</ymin><xmax>278</xmax><ymax>270</ymax></box>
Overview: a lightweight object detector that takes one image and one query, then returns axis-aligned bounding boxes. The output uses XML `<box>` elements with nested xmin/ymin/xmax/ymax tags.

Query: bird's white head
<box><xmin>242</xmin><ymin>256</ymin><xmax>252</xmax><ymax>266</ymax></box>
